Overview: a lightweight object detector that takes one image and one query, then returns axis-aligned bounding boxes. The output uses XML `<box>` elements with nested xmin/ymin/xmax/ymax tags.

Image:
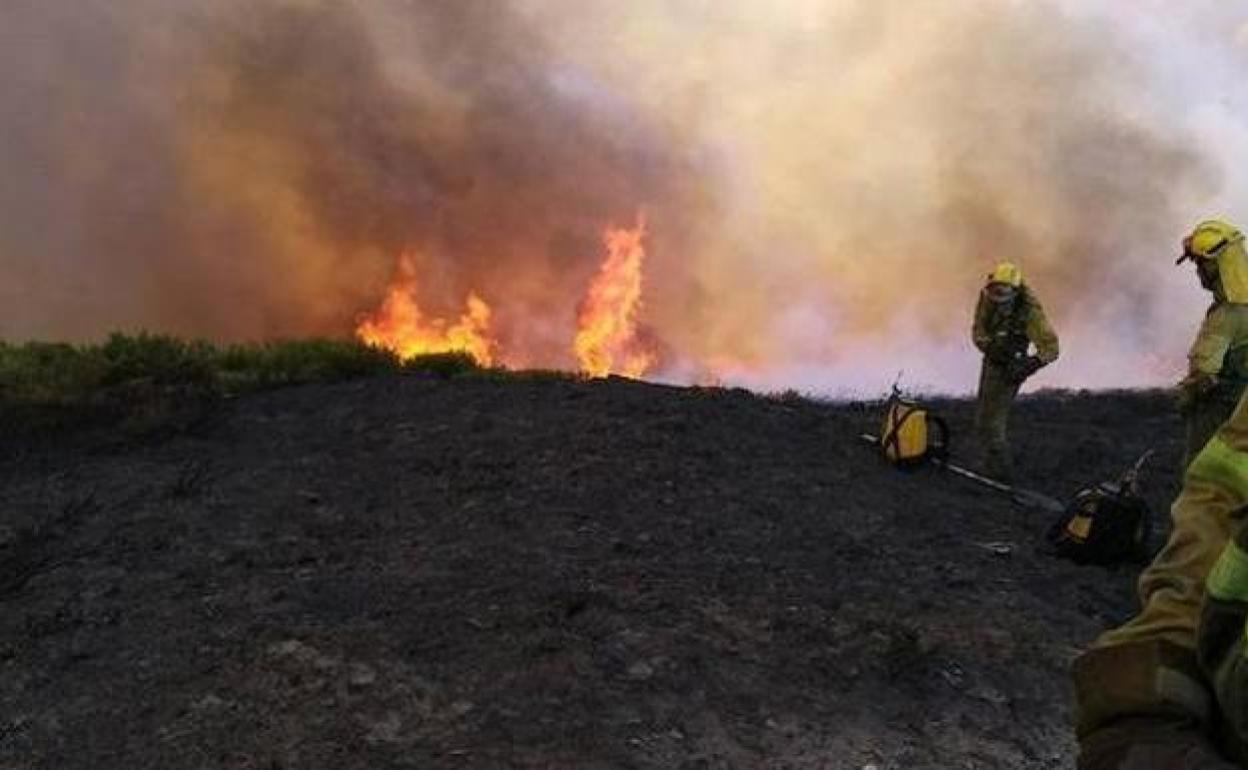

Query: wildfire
<box><xmin>356</xmin><ymin>251</ymin><xmax>495</xmax><ymax>365</ymax></box>
<box><xmin>358</xmin><ymin>216</ymin><xmax>656</xmax><ymax>377</ymax></box>
<box><xmin>574</xmin><ymin>216</ymin><xmax>655</xmax><ymax>378</ymax></box>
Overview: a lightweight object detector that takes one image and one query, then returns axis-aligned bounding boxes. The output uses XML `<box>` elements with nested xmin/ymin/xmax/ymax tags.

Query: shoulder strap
<box><xmin>881</xmin><ymin>401</ymin><xmax>919</xmax><ymax>458</ymax></box>
<box><xmin>926</xmin><ymin>414</ymin><xmax>950</xmax><ymax>459</ymax></box>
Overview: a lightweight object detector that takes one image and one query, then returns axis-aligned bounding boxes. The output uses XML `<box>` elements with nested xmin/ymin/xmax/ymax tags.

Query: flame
<box><xmin>574</xmin><ymin>216</ymin><xmax>655</xmax><ymax>378</ymax></box>
<box><xmin>356</xmin><ymin>251</ymin><xmax>495</xmax><ymax>365</ymax></box>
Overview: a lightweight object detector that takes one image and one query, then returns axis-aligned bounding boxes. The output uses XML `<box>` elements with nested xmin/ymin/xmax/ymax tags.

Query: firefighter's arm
<box><xmin>1179</xmin><ymin>310</ymin><xmax>1232</xmax><ymax>411</ymax></box>
<box><xmin>972</xmin><ymin>293</ymin><xmax>993</xmax><ymax>354</ymax></box>
<box><xmin>1188</xmin><ymin>308</ymin><xmax>1232</xmax><ymax>379</ymax></box>
<box><xmin>1025</xmin><ymin>299</ymin><xmax>1059</xmax><ymax>365</ymax></box>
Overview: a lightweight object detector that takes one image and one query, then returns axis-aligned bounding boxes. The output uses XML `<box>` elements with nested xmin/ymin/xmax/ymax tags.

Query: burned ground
<box><xmin>0</xmin><ymin>376</ymin><xmax>1180</xmax><ymax>769</ymax></box>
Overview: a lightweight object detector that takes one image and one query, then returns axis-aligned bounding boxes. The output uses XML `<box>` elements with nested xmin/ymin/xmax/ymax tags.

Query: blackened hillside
<box><xmin>0</xmin><ymin>376</ymin><xmax>1179</xmax><ymax>769</ymax></box>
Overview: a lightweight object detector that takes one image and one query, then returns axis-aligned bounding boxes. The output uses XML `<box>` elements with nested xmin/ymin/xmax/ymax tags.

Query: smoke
<box><xmin>0</xmin><ymin>0</ymin><xmax>702</xmax><ymax>362</ymax></box>
<box><xmin>2</xmin><ymin>1</ymin><xmax>1242</xmax><ymax>392</ymax></box>
<box><xmin>523</xmin><ymin>1</ymin><xmax>1222</xmax><ymax>392</ymax></box>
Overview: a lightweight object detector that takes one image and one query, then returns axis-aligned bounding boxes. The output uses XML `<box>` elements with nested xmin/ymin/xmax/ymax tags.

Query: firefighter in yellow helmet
<box><xmin>1175</xmin><ymin>220</ymin><xmax>1248</xmax><ymax>468</ymax></box>
<box><xmin>970</xmin><ymin>262</ymin><xmax>1060</xmax><ymax>481</ymax></box>
<box><xmin>1070</xmin><ymin>221</ymin><xmax>1248</xmax><ymax>769</ymax></box>
<box><xmin>1072</xmin><ymin>393</ymin><xmax>1248</xmax><ymax>768</ymax></box>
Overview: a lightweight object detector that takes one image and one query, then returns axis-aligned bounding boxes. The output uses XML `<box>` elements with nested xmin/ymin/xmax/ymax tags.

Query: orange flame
<box><xmin>574</xmin><ymin>216</ymin><xmax>655</xmax><ymax>378</ymax></box>
<box><xmin>356</xmin><ymin>251</ymin><xmax>495</xmax><ymax>365</ymax></box>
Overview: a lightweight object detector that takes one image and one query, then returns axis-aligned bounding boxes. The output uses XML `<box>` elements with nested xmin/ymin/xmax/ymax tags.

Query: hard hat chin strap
<box><xmin>1198</xmin><ymin>260</ymin><xmax>1221</xmax><ymax>293</ymax></box>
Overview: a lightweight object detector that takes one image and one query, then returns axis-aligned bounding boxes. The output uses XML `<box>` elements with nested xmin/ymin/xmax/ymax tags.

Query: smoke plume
<box><xmin>2</xmin><ymin>1</ymin><xmax>1243</xmax><ymax>392</ymax></box>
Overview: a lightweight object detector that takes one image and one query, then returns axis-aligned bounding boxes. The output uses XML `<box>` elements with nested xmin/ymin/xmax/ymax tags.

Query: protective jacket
<box><xmin>1188</xmin><ymin>303</ymin><xmax>1248</xmax><ymax>386</ymax></box>
<box><xmin>1180</xmin><ymin>303</ymin><xmax>1248</xmax><ymax>466</ymax></box>
<box><xmin>1074</xmin><ymin>396</ymin><xmax>1248</xmax><ymax>768</ymax></box>
<box><xmin>972</xmin><ymin>285</ymin><xmax>1060</xmax><ymax>369</ymax></box>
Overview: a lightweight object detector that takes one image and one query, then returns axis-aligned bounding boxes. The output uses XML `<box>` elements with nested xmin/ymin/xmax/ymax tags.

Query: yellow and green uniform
<box><xmin>1074</xmin><ymin>396</ymin><xmax>1248</xmax><ymax>767</ymax></box>
<box><xmin>1180</xmin><ymin>302</ymin><xmax>1248</xmax><ymax>468</ymax></box>
<box><xmin>971</xmin><ymin>285</ymin><xmax>1059</xmax><ymax>480</ymax></box>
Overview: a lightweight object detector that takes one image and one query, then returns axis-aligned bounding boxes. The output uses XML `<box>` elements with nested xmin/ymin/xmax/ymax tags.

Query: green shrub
<box><xmin>765</xmin><ymin>388</ymin><xmax>807</xmax><ymax>405</ymax></box>
<box><xmin>402</xmin><ymin>351</ymin><xmax>481</xmax><ymax>378</ymax></box>
<box><xmin>99</xmin><ymin>333</ymin><xmax>216</xmax><ymax>388</ymax></box>
<box><xmin>218</xmin><ymin>339</ymin><xmax>402</xmax><ymax>391</ymax></box>
<box><xmin>0</xmin><ymin>335</ymin><xmax>403</xmax><ymax>430</ymax></box>
<box><xmin>0</xmin><ymin>342</ymin><xmax>103</xmax><ymax>405</ymax></box>
<box><xmin>476</xmin><ymin>367</ymin><xmax>577</xmax><ymax>384</ymax></box>
<box><xmin>0</xmin><ymin>333</ymin><xmax>553</xmax><ymax>437</ymax></box>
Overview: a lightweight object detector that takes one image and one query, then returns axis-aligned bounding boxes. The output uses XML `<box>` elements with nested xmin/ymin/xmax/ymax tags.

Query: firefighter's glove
<box><xmin>1177</xmin><ymin>374</ymin><xmax>1218</xmax><ymax>415</ymax></box>
<box><xmin>1007</xmin><ymin>355</ymin><xmax>1044</xmax><ymax>384</ymax></box>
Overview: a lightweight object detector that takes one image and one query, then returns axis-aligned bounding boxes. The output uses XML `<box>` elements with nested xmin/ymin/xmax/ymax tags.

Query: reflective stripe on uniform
<box><xmin>1208</xmin><ymin>542</ymin><xmax>1248</xmax><ymax>601</ymax></box>
<box><xmin>1187</xmin><ymin>436</ymin><xmax>1248</xmax><ymax>504</ymax></box>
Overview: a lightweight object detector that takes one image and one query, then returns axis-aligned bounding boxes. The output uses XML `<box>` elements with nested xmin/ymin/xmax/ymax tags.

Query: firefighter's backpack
<box><xmin>880</xmin><ymin>394</ymin><xmax>949</xmax><ymax>467</ymax></box>
<box><xmin>1045</xmin><ymin>482</ymin><xmax>1152</xmax><ymax>565</ymax></box>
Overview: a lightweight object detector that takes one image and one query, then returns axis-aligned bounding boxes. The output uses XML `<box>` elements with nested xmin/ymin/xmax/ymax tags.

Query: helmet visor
<box><xmin>985</xmin><ymin>283</ymin><xmax>1018</xmax><ymax>304</ymax></box>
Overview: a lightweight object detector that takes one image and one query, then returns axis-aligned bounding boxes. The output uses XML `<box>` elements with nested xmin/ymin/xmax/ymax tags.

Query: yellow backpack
<box><xmin>880</xmin><ymin>392</ymin><xmax>949</xmax><ymax>467</ymax></box>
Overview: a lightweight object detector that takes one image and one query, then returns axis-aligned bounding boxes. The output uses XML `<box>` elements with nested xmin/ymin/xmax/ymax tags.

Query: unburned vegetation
<box><xmin>0</xmin><ymin>334</ymin><xmax>508</xmax><ymax>439</ymax></box>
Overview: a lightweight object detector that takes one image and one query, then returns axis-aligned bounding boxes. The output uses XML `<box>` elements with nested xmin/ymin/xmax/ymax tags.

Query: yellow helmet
<box><xmin>988</xmin><ymin>261</ymin><xmax>1023</xmax><ymax>287</ymax></box>
<box><xmin>1177</xmin><ymin>219</ymin><xmax>1243</xmax><ymax>264</ymax></box>
<box><xmin>1178</xmin><ymin>219</ymin><xmax>1248</xmax><ymax>303</ymax></box>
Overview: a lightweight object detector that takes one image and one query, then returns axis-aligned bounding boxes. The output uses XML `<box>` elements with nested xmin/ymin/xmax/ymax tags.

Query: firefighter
<box><xmin>970</xmin><ymin>261</ymin><xmax>1060</xmax><ymax>481</ymax></box>
<box><xmin>1072</xmin><ymin>394</ymin><xmax>1248</xmax><ymax>768</ymax></box>
<box><xmin>1072</xmin><ymin>221</ymin><xmax>1248</xmax><ymax>769</ymax></box>
<box><xmin>1176</xmin><ymin>220</ymin><xmax>1248</xmax><ymax>469</ymax></box>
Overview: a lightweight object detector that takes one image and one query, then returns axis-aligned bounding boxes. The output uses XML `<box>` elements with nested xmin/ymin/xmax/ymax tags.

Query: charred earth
<box><xmin>0</xmin><ymin>374</ymin><xmax>1178</xmax><ymax>769</ymax></box>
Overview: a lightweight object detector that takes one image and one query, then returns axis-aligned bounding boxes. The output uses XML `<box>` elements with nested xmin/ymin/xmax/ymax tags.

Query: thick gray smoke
<box><xmin>0</xmin><ymin>0</ymin><xmax>703</xmax><ymax>365</ymax></box>
<box><xmin>2</xmin><ymin>1</ymin><xmax>1242</xmax><ymax>391</ymax></box>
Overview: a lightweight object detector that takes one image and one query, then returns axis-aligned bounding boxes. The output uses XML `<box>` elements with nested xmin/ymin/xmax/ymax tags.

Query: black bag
<box><xmin>1045</xmin><ymin>482</ymin><xmax>1152</xmax><ymax>565</ymax></box>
